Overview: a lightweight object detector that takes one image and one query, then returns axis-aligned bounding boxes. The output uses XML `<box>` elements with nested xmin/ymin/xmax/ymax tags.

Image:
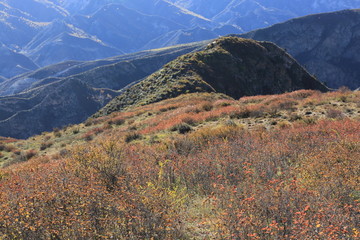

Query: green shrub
<box><xmin>289</xmin><ymin>113</ymin><xmax>302</xmax><ymax>121</ymax></box>
<box><xmin>125</xmin><ymin>133</ymin><xmax>142</xmax><ymax>143</ymax></box>
<box><xmin>40</xmin><ymin>142</ymin><xmax>53</xmax><ymax>151</ymax></box>
<box><xmin>170</xmin><ymin>123</ymin><xmax>192</xmax><ymax>134</ymax></box>
<box><xmin>205</xmin><ymin>115</ymin><xmax>219</xmax><ymax>122</ymax></box>
<box><xmin>202</xmin><ymin>102</ymin><xmax>213</xmax><ymax>112</ymax></box>
<box><xmin>326</xmin><ymin>108</ymin><xmax>344</xmax><ymax>119</ymax></box>
<box><xmin>159</xmin><ymin>106</ymin><xmax>178</xmax><ymax>112</ymax></box>
<box><xmin>181</xmin><ymin>117</ymin><xmax>196</xmax><ymax>126</ymax></box>
<box><xmin>54</xmin><ymin>131</ymin><xmax>62</xmax><ymax>138</ymax></box>
<box><xmin>25</xmin><ymin>150</ymin><xmax>37</xmax><ymax>160</ymax></box>
<box><xmin>302</xmin><ymin>117</ymin><xmax>317</xmax><ymax>125</ymax></box>
<box><xmin>83</xmin><ymin>133</ymin><xmax>94</xmax><ymax>142</ymax></box>
<box><xmin>230</xmin><ymin>108</ymin><xmax>251</xmax><ymax>119</ymax></box>
<box><xmin>4</xmin><ymin>145</ymin><xmax>16</xmax><ymax>152</ymax></box>
<box><xmin>84</xmin><ymin>119</ymin><xmax>93</xmax><ymax>126</ymax></box>
<box><xmin>108</xmin><ymin>117</ymin><xmax>125</xmax><ymax>126</ymax></box>
<box><xmin>72</xmin><ymin>127</ymin><xmax>80</xmax><ymax>134</ymax></box>
<box><xmin>218</xmin><ymin>102</ymin><xmax>231</xmax><ymax>107</ymax></box>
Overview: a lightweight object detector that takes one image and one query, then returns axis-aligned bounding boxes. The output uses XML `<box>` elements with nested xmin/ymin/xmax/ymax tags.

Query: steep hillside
<box><xmin>0</xmin><ymin>36</ymin><xmax>328</xmax><ymax>138</ymax></box>
<box><xmin>0</xmin><ymin>45</ymin><xmax>38</xmax><ymax>78</ymax></box>
<box><xmin>24</xmin><ymin>20</ymin><xmax>122</xmax><ymax>67</ymax></box>
<box><xmin>120</xmin><ymin>0</ymin><xmax>212</xmax><ymax>28</ymax></box>
<box><xmin>257</xmin><ymin>0</ymin><xmax>360</xmax><ymax>16</ymax></box>
<box><xmin>240</xmin><ymin>9</ymin><xmax>360</xmax><ymax>89</ymax></box>
<box><xmin>2</xmin><ymin>0</ymin><xmax>68</xmax><ymax>21</ymax></box>
<box><xmin>0</xmin><ymin>0</ymin><xmax>215</xmax><ymax>78</ymax></box>
<box><xmin>213</xmin><ymin>0</ymin><xmax>296</xmax><ymax>32</ymax></box>
<box><xmin>0</xmin><ymin>61</ymin><xmax>82</xmax><ymax>96</ymax></box>
<box><xmin>142</xmin><ymin>27</ymin><xmax>232</xmax><ymax>51</ymax></box>
<box><xmin>0</xmin><ymin>9</ymin><xmax>42</xmax><ymax>47</ymax></box>
<box><xmin>72</xmin><ymin>4</ymin><xmax>186</xmax><ymax>53</ymax></box>
<box><xmin>171</xmin><ymin>0</ymin><xmax>233</xmax><ymax>18</ymax></box>
<box><xmin>0</xmin><ymin>79</ymin><xmax>116</xmax><ymax>139</ymax></box>
<box><xmin>96</xmin><ymin>37</ymin><xmax>327</xmax><ymax>117</ymax></box>
<box><xmin>172</xmin><ymin>0</ymin><xmax>360</xmax><ymax>31</ymax></box>
<box><xmin>50</xmin><ymin>0</ymin><xmax>111</xmax><ymax>15</ymax></box>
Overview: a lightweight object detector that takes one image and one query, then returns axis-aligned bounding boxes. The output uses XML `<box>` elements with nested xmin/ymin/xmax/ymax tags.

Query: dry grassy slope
<box><xmin>1</xmin><ymin>89</ymin><xmax>359</xmax><ymax>168</ymax></box>
<box><xmin>0</xmin><ymin>89</ymin><xmax>359</xmax><ymax>239</ymax></box>
<box><xmin>95</xmin><ymin>37</ymin><xmax>328</xmax><ymax>117</ymax></box>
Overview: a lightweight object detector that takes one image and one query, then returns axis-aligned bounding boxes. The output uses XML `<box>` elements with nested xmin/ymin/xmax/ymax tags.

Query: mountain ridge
<box><xmin>0</xmin><ymin>79</ymin><xmax>117</xmax><ymax>139</ymax></box>
<box><xmin>95</xmin><ymin>37</ymin><xmax>328</xmax><ymax>117</ymax></box>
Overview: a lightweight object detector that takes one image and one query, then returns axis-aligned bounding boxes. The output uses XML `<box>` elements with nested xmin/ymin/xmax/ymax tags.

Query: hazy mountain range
<box><xmin>1</xmin><ymin>0</ymin><xmax>360</xmax><ymax>79</ymax></box>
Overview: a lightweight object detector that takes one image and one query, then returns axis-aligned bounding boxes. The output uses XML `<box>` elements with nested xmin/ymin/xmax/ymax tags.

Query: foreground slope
<box><xmin>240</xmin><ymin>9</ymin><xmax>360</xmax><ymax>89</ymax></box>
<box><xmin>0</xmin><ymin>89</ymin><xmax>359</xmax><ymax>239</ymax></box>
<box><xmin>96</xmin><ymin>37</ymin><xmax>328</xmax><ymax>117</ymax></box>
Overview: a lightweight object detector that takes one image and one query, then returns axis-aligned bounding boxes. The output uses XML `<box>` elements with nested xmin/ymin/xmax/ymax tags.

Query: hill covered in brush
<box><xmin>0</xmin><ymin>89</ymin><xmax>359</xmax><ymax>239</ymax></box>
<box><xmin>96</xmin><ymin>37</ymin><xmax>328</xmax><ymax>117</ymax></box>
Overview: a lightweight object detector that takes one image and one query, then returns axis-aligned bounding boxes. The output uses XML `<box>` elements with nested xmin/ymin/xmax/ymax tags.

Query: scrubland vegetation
<box><xmin>0</xmin><ymin>89</ymin><xmax>359</xmax><ymax>239</ymax></box>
